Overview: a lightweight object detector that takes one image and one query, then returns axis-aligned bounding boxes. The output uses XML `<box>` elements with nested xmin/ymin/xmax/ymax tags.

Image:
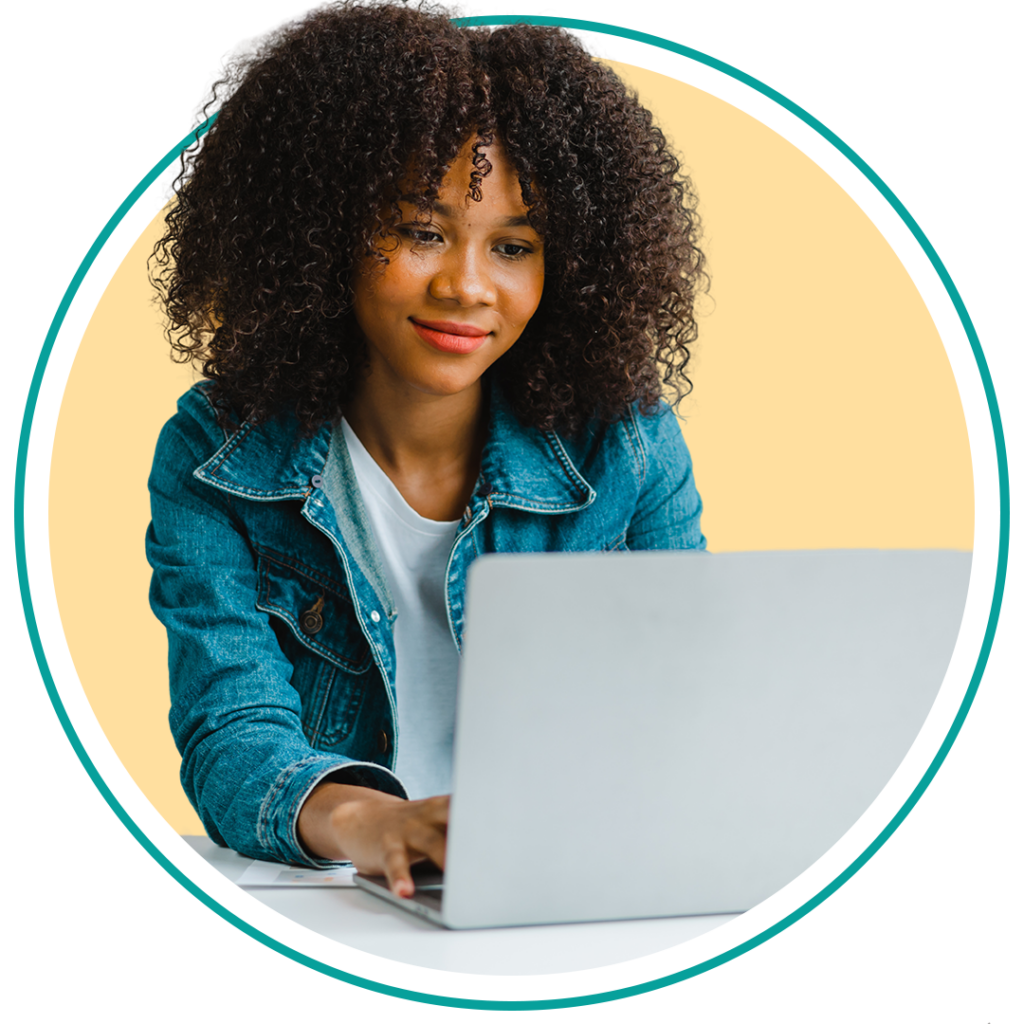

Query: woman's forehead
<box><xmin>398</xmin><ymin>141</ymin><xmax>539</xmax><ymax>216</ymax></box>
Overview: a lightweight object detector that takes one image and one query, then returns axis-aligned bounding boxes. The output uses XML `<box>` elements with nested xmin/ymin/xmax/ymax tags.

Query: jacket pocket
<box><xmin>255</xmin><ymin>550</ymin><xmax>372</xmax><ymax>674</ymax></box>
<box><xmin>256</xmin><ymin>551</ymin><xmax>375</xmax><ymax>749</ymax></box>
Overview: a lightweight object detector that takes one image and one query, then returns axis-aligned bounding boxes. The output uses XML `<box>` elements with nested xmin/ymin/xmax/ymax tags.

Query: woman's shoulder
<box><xmin>157</xmin><ymin>380</ymin><xmax>319</xmax><ymax>456</ymax></box>
<box><xmin>149</xmin><ymin>384</ymin><xmax>226</xmax><ymax>492</ymax></box>
<box><xmin>155</xmin><ymin>381</ymin><xmax>236</xmax><ymax>462</ymax></box>
<box><xmin>152</xmin><ymin>383</ymin><xmax>330</xmax><ymax>501</ymax></box>
<box><xmin>555</xmin><ymin>399</ymin><xmax>694</xmax><ymax>491</ymax></box>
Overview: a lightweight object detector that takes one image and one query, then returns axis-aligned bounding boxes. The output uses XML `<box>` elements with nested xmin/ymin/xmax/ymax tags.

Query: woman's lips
<box><xmin>410</xmin><ymin>318</ymin><xmax>490</xmax><ymax>354</ymax></box>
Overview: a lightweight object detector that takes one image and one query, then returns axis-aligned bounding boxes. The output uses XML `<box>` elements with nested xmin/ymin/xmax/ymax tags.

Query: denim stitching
<box><xmin>255</xmin><ymin>546</ymin><xmax>353</xmax><ymax>603</ymax></box>
<box><xmin>623</xmin><ymin>406</ymin><xmax>648</xmax><ymax>487</ymax></box>
<box><xmin>543</xmin><ymin>431</ymin><xmax>596</xmax><ymax>506</ymax></box>
<box><xmin>306</xmin><ymin>661</ymin><xmax>335</xmax><ymax>746</ymax></box>
<box><xmin>257</xmin><ymin>755</ymin><xmax>343</xmax><ymax>862</ymax></box>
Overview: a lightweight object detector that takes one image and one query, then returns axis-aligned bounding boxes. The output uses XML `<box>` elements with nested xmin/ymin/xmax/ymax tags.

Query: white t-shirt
<box><xmin>341</xmin><ymin>420</ymin><xmax>460</xmax><ymax>800</ymax></box>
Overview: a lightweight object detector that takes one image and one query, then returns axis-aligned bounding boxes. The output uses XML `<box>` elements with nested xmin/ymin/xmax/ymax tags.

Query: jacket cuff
<box><xmin>256</xmin><ymin>755</ymin><xmax>408</xmax><ymax>867</ymax></box>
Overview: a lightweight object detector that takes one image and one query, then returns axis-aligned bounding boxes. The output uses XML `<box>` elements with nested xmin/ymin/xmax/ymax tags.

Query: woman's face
<box><xmin>352</xmin><ymin>141</ymin><xmax>544</xmax><ymax>400</ymax></box>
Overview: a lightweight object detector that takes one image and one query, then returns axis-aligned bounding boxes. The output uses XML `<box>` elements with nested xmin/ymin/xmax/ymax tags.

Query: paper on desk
<box><xmin>238</xmin><ymin>858</ymin><xmax>356</xmax><ymax>888</ymax></box>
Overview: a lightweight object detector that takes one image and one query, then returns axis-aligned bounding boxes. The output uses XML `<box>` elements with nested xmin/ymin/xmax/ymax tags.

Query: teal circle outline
<box><xmin>14</xmin><ymin>15</ymin><xmax>1009</xmax><ymax>1012</ymax></box>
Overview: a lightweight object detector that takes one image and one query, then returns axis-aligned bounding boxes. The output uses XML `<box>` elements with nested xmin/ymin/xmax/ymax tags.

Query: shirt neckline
<box><xmin>340</xmin><ymin>419</ymin><xmax>460</xmax><ymax>535</ymax></box>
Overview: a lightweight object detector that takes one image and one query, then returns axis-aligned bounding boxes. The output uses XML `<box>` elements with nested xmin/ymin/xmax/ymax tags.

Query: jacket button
<box><xmin>376</xmin><ymin>730</ymin><xmax>389</xmax><ymax>754</ymax></box>
<box><xmin>370</xmin><ymin>610</ymin><xmax>381</xmax><ymax>623</ymax></box>
<box><xmin>300</xmin><ymin>609</ymin><xmax>323</xmax><ymax>635</ymax></box>
<box><xmin>310</xmin><ymin>474</ymin><xmax>323</xmax><ymax>489</ymax></box>
<box><xmin>300</xmin><ymin>595</ymin><xmax>325</xmax><ymax>635</ymax></box>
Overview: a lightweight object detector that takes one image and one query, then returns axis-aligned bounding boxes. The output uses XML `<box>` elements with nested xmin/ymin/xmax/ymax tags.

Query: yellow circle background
<box><xmin>50</xmin><ymin>63</ymin><xmax>973</xmax><ymax>834</ymax></box>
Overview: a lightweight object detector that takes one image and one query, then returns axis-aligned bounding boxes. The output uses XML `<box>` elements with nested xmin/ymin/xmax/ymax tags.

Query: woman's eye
<box><xmin>401</xmin><ymin>227</ymin><xmax>442</xmax><ymax>244</ymax></box>
<box><xmin>494</xmin><ymin>242</ymin><xmax>533</xmax><ymax>259</ymax></box>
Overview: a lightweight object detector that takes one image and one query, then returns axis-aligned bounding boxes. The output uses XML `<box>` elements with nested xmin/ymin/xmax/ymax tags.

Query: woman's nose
<box><xmin>429</xmin><ymin>248</ymin><xmax>497</xmax><ymax>306</ymax></box>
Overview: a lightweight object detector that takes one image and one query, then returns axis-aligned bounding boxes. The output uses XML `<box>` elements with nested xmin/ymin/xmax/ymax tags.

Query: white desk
<box><xmin>183</xmin><ymin>835</ymin><xmax>736</xmax><ymax>976</ymax></box>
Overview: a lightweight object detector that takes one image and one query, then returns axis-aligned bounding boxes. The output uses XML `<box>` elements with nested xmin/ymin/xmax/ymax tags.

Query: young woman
<box><xmin>147</xmin><ymin>1</ymin><xmax>707</xmax><ymax>898</ymax></box>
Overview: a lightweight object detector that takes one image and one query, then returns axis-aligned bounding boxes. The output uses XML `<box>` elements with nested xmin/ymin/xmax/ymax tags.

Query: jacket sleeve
<box><xmin>625</xmin><ymin>402</ymin><xmax>707</xmax><ymax>551</ymax></box>
<box><xmin>146</xmin><ymin>396</ymin><xmax>404</xmax><ymax>866</ymax></box>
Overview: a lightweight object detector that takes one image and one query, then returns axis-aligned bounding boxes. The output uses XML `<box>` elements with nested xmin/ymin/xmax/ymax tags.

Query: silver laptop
<box><xmin>354</xmin><ymin>549</ymin><xmax>971</xmax><ymax>928</ymax></box>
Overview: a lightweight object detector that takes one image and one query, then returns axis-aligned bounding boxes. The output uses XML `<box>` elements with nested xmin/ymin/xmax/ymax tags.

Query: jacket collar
<box><xmin>193</xmin><ymin>378</ymin><xmax>595</xmax><ymax>513</ymax></box>
<box><xmin>479</xmin><ymin>382</ymin><xmax>595</xmax><ymax>513</ymax></box>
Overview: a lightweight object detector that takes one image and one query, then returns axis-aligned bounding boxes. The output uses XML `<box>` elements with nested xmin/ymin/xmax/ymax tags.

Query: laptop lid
<box><xmin>441</xmin><ymin>549</ymin><xmax>970</xmax><ymax>929</ymax></box>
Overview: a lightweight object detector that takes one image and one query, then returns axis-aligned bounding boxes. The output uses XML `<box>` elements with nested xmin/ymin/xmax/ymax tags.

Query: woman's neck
<box><xmin>346</xmin><ymin>379</ymin><xmax>483</xmax><ymax>469</ymax></box>
<box><xmin>343</xmin><ymin>372</ymin><xmax>486</xmax><ymax>522</ymax></box>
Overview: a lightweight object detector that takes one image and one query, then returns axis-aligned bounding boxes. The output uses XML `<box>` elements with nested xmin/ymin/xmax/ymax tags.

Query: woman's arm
<box><xmin>147</xmin><ymin>397</ymin><xmax>407</xmax><ymax>867</ymax></box>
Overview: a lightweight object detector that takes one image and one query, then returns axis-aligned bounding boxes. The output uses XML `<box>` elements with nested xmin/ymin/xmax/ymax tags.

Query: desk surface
<box><xmin>183</xmin><ymin>835</ymin><xmax>736</xmax><ymax>976</ymax></box>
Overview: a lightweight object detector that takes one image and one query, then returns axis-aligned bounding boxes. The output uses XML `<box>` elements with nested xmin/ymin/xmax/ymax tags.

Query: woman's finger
<box><xmin>382</xmin><ymin>840</ymin><xmax>415</xmax><ymax>898</ymax></box>
<box><xmin>380</xmin><ymin>800</ymin><xmax>449</xmax><ymax>895</ymax></box>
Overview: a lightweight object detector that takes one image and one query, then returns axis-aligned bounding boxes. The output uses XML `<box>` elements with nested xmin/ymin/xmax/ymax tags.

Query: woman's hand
<box><xmin>297</xmin><ymin>782</ymin><xmax>448</xmax><ymax>898</ymax></box>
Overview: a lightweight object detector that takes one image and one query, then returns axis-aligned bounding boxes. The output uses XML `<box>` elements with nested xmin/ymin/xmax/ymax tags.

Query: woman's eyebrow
<box><xmin>429</xmin><ymin>201</ymin><xmax>535</xmax><ymax>230</ymax></box>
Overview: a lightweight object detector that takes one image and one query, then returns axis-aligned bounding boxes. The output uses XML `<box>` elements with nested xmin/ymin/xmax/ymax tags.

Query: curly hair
<box><xmin>151</xmin><ymin>1</ymin><xmax>707</xmax><ymax>435</ymax></box>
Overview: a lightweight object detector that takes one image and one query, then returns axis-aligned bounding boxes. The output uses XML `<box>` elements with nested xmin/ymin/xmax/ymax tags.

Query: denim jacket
<box><xmin>147</xmin><ymin>379</ymin><xmax>705</xmax><ymax>865</ymax></box>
